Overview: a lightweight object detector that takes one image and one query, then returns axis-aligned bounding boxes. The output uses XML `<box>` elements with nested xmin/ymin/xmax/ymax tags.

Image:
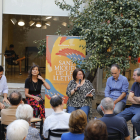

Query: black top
<box><xmin>99</xmin><ymin>114</ymin><xmax>129</xmax><ymax>138</ymax></box>
<box><xmin>130</xmin><ymin>82</ymin><xmax>140</xmax><ymax>107</ymax></box>
<box><xmin>5</xmin><ymin>50</ymin><xmax>19</xmax><ymax>65</ymax></box>
<box><xmin>25</xmin><ymin>78</ymin><xmax>43</xmax><ymax>95</ymax></box>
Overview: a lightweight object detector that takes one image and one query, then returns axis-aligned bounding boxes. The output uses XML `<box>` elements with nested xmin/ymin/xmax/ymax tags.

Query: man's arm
<box><xmin>3</xmin><ymin>77</ymin><xmax>10</xmax><ymax>105</ymax></box>
<box><xmin>114</xmin><ymin>77</ymin><xmax>129</xmax><ymax>104</ymax></box>
<box><xmin>128</xmin><ymin>92</ymin><xmax>139</xmax><ymax>104</ymax></box>
<box><xmin>133</xmin><ymin>96</ymin><xmax>140</xmax><ymax>103</ymax></box>
<box><xmin>105</xmin><ymin>79</ymin><xmax>111</xmax><ymax>97</ymax></box>
<box><xmin>125</xmin><ymin>135</ymin><xmax>130</xmax><ymax>140</ymax></box>
<box><xmin>114</xmin><ymin>92</ymin><xmax>126</xmax><ymax>104</ymax></box>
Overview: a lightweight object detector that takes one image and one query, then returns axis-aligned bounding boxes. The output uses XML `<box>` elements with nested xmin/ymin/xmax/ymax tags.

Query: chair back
<box><xmin>1</xmin><ymin>124</ymin><xmax>8</xmax><ymax>140</ymax></box>
<box><xmin>108</xmin><ymin>132</ymin><xmax>124</xmax><ymax>140</ymax></box>
<box><xmin>48</xmin><ymin>129</ymin><xmax>69</xmax><ymax>140</ymax></box>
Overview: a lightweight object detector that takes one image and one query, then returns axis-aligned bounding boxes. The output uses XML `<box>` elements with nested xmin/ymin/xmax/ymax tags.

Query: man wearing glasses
<box><xmin>97</xmin><ymin>64</ymin><xmax>129</xmax><ymax>116</ymax></box>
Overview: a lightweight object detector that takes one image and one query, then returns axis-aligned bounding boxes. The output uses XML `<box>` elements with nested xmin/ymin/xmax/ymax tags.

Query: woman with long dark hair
<box><xmin>25</xmin><ymin>65</ymin><xmax>50</xmax><ymax>122</ymax></box>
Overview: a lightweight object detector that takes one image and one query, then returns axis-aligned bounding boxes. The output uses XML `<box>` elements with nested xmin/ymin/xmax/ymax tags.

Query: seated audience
<box><xmin>16</xmin><ymin>104</ymin><xmax>41</xmax><ymax>140</ymax></box>
<box><xmin>1</xmin><ymin>91</ymin><xmax>23</xmax><ymax>125</ymax></box>
<box><xmin>43</xmin><ymin>95</ymin><xmax>70</xmax><ymax>140</ymax></box>
<box><xmin>7</xmin><ymin>119</ymin><xmax>29</xmax><ymax>140</ymax></box>
<box><xmin>84</xmin><ymin>119</ymin><xmax>108</xmax><ymax>140</ymax></box>
<box><xmin>61</xmin><ymin>109</ymin><xmax>87</xmax><ymax>140</ymax></box>
<box><xmin>99</xmin><ymin>97</ymin><xmax>130</xmax><ymax>140</ymax></box>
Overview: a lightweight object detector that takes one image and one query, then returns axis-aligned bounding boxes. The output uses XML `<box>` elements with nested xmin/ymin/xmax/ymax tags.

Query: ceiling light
<box><xmin>45</xmin><ymin>22</ymin><xmax>51</xmax><ymax>26</ymax></box>
<box><xmin>53</xmin><ymin>17</ymin><xmax>59</xmax><ymax>21</ymax></box>
<box><xmin>36</xmin><ymin>22</ymin><xmax>42</xmax><ymax>27</ymax></box>
<box><xmin>18</xmin><ymin>19</ymin><xmax>25</xmax><ymax>26</ymax></box>
<box><xmin>62</xmin><ymin>22</ymin><xmax>67</xmax><ymax>27</ymax></box>
<box><xmin>10</xmin><ymin>18</ymin><xmax>17</xmax><ymax>25</ymax></box>
<box><xmin>29</xmin><ymin>21</ymin><xmax>35</xmax><ymax>26</ymax></box>
<box><xmin>46</xmin><ymin>16</ymin><xmax>52</xmax><ymax>19</ymax></box>
<box><xmin>42</xmin><ymin>25</ymin><xmax>47</xmax><ymax>29</ymax></box>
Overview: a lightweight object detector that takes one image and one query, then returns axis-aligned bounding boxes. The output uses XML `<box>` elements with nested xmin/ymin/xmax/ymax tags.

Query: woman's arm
<box><xmin>38</xmin><ymin>75</ymin><xmax>50</xmax><ymax>90</ymax></box>
<box><xmin>25</xmin><ymin>88</ymin><xmax>41</xmax><ymax>101</ymax></box>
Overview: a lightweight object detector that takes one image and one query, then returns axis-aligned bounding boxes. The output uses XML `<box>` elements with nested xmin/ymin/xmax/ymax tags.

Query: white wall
<box><xmin>3</xmin><ymin>0</ymin><xmax>78</xmax><ymax>16</ymax></box>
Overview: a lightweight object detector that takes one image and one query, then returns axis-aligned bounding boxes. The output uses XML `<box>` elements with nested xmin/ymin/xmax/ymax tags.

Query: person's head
<box><xmin>0</xmin><ymin>65</ymin><xmax>4</xmax><ymax>79</ymax></box>
<box><xmin>9</xmin><ymin>44</ymin><xmax>14</xmax><ymax>50</ymax></box>
<box><xmin>9</xmin><ymin>91</ymin><xmax>22</xmax><ymax>105</ymax></box>
<box><xmin>7</xmin><ymin>119</ymin><xmax>29</xmax><ymax>140</ymax></box>
<box><xmin>28</xmin><ymin>65</ymin><xmax>41</xmax><ymax>81</ymax></box>
<box><xmin>84</xmin><ymin>120</ymin><xmax>108</xmax><ymax>140</ymax></box>
<box><xmin>100</xmin><ymin>97</ymin><xmax>114</xmax><ymax>114</ymax></box>
<box><xmin>133</xmin><ymin>68</ymin><xmax>140</xmax><ymax>82</ymax></box>
<box><xmin>50</xmin><ymin>95</ymin><xmax>64</xmax><ymax>110</ymax></box>
<box><xmin>72</xmin><ymin>68</ymin><xmax>85</xmax><ymax>81</ymax></box>
<box><xmin>110</xmin><ymin>64</ymin><xmax>120</xmax><ymax>80</ymax></box>
<box><xmin>16</xmin><ymin>104</ymin><xmax>33</xmax><ymax>123</ymax></box>
<box><xmin>69</xmin><ymin>109</ymin><xmax>87</xmax><ymax>134</ymax></box>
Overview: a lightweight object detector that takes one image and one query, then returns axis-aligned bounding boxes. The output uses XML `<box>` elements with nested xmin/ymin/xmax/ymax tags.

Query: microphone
<box><xmin>77</xmin><ymin>79</ymin><xmax>81</xmax><ymax>90</ymax></box>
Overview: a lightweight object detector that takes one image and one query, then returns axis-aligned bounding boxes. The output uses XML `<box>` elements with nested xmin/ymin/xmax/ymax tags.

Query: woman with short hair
<box><xmin>84</xmin><ymin>120</ymin><xmax>108</xmax><ymax>140</ymax></box>
<box><xmin>66</xmin><ymin>68</ymin><xmax>95</xmax><ymax>118</ymax></box>
<box><xmin>16</xmin><ymin>104</ymin><xmax>41</xmax><ymax>140</ymax></box>
<box><xmin>61</xmin><ymin>109</ymin><xmax>87</xmax><ymax>140</ymax></box>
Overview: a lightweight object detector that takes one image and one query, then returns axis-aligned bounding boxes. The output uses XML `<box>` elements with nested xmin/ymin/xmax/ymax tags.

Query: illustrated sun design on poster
<box><xmin>45</xmin><ymin>35</ymin><xmax>86</xmax><ymax>116</ymax></box>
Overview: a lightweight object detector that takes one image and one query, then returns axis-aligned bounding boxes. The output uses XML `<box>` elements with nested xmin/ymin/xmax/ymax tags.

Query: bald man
<box><xmin>97</xmin><ymin>64</ymin><xmax>129</xmax><ymax>116</ymax></box>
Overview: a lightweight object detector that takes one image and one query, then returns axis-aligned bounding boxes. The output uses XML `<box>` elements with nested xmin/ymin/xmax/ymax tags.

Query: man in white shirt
<box><xmin>43</xmin><ymin>95</ymin><xmax>70</xmax><ymax>140</ymax></box>
<box><xmin>0</xmin><ymin>65</ymin><xmax>10</xmax><ymax>109</ymax></box>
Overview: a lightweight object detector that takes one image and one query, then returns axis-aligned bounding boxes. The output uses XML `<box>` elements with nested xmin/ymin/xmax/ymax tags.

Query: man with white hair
<box><xmin>7</xmin><ymin>119</ymin><xmax>29</xmax><ymax>140</ymax></box>
<box><xmin>43</xmin><ymin>95</ymin><xmax>70</xmax><ymax>140</ymax></box>
<box><xmin>16</xmin><ymin>104</ymin><xmax>41</xmax><ymax>140</ymax></box>
<box><xmin>99</xmin><ymin>97</ymin><xmax>130</xmax><ymax>140</ymax></box>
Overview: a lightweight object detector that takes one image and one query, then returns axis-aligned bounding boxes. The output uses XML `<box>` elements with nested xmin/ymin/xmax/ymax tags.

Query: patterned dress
<box><xmin>66</xmin><ymin>79</ymin><xmax>95</xmax><ymax>119</ymax></box>
<box><xmin>25</xmin><ymin>78</ymin><xmax>45</xmax><ymax>118</ymax></box>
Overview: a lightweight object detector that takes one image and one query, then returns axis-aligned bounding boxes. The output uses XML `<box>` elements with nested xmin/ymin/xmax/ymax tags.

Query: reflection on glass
<box><xmin>2</xmin><ymin>14</ymin><xmax>71</xmax><ymax>83</ymax></box>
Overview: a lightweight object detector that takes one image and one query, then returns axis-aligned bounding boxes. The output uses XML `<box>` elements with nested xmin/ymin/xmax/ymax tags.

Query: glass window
<box><xmin>2</xmin><ymin>14</ymin><xmax>71</xmax><ymax>83</ymax></box>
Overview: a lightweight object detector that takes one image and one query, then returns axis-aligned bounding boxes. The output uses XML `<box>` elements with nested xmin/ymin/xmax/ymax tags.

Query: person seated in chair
<box><xmin>99</xmin><ymin>97</ymin><xmax>130</xmax><ymax>140</ymax></box>
<box><xmin>5</xmin><ymin>44</ymin><xmax>25</xmax><ymax>74</ymax></box>
<box><xmin>61</xmin><ymin>109</ymin><xmax>87</xmax><ymax>140</ymax></box>
<box><xmin>16</xmin><ymin>104</ymin><xmax>41</xmax><ymax>140</ymax></box>
<box><xmin>43</xmin><ymin>95</ymin><xmax>70</xmax><ymax>140</ymax></box>
<box><xmin>84</xmin><ymin>119</ymin><xmax>108</xmax><ymax>140</ymax></box>
<box><xmin>7</xmin><ymin>119</ymin><xmax>29</xmax><ymax>140</ymax></box>
<box><xmin>1</xmin><ymin>91</ymin><xmax>23</xmax><ymax>125</ymax></box>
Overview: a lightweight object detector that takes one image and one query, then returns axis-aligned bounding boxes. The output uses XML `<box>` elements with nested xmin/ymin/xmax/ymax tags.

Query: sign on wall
<box><xmin>45</xmin><ymin>35</ymin><xmax>86</xmax><ymax>116</ymax></box>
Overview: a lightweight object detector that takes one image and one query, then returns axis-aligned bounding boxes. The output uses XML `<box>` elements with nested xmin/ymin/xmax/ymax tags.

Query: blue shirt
<box><xmin>105</xmin><ymin>74</ymin><xmax>129</xmax><ymax>103</ymax></box>
<box><xmin>130</xmin><ymin>82</ymin><xmax>140</xmax><ymax>107</ymax></box>
<box><xmin>61</xmin><ymin>132</ymin><xmax>84</xmax><ymax>140</ymax></box>
<box><xmin>99</xmin><ymin>114</ymin><xmax>129</xmax><ymax>138</ymax></box>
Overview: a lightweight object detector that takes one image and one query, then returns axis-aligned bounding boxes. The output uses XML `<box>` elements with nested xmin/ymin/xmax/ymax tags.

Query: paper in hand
<box><xmin>85</xmin><ymin>89</ymin><xmax>95</xmax><ymax>97</ymax></box>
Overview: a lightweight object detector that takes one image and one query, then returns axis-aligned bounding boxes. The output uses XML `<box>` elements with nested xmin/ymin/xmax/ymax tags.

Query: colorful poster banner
<box><xmin>45</xmin><ymin>35</ymin><xmax>86</xmax><ymax>116</ymax></box>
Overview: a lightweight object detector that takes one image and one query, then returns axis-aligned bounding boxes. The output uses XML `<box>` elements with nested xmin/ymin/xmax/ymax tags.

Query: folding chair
<box><xmin>48</xmin><ymin>129</ymin><xmax>69</xmax><ymax>140</ymax></box>
<box><xmin>108</xmin><ymin>132</ymin><xmax>123</xmax><ymax>140</ymax></box>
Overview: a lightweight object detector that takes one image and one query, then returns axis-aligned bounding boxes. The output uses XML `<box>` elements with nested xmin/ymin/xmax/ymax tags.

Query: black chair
<box><xmin>48</xmin><ymin>129</ymin><xmax>69</xmax><ymax>140</ymax></box>
<box><xmin>1</xmin><ymin>124</ymin><xmax>7</xmax><ymax>140</ymax></box>
<box><xmin>30</xmin><ymin>118</ymin><xmax>43</xmax><ymax>135</ymax></box>
<box><xmin>108</xmin><ymin>132</ymin><xmax>123</xmax><ymax>140</ymax></box>
<box><xmin>133</xmin><ymin>126</ymin><xmax>135</xmax><ymax>139</ymax></box>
